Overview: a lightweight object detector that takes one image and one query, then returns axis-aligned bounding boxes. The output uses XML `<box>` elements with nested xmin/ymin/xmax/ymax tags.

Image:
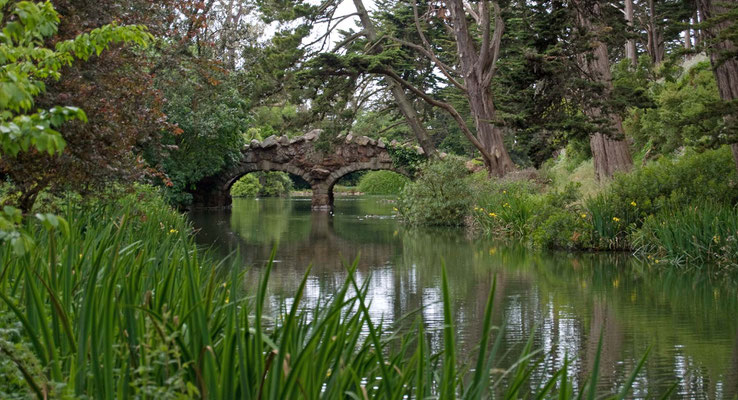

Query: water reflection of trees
<box><xmin>190</xmin><ymin>198</ymin><xmax>738</xmax><ymax>399</ymax></box>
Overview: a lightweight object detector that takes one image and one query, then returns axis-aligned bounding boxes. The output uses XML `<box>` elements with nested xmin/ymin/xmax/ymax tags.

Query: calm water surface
<box><xmin>189</xmin><ymin>196</ymin><xmax>738</xmax><ymax>399</ymax></box>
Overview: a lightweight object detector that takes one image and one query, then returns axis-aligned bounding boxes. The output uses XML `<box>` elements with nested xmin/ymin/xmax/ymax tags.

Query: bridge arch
<box><xmin>190</xmin><ymin>131</ymin><xmax>417</xmax><ymax>210</ymax></box>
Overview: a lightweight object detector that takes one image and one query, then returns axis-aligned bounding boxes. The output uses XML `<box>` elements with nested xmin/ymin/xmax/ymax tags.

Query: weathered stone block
<box><xmin>304</xmin><ymin>129</ymin><xmax>321</xmax><ymax>141</ymax></box>
<box><xmin>356</xmin><ymin>136</ymin><xmax>370</xmax><ymax>146</ymax></box>
<box><xmin>261</xmin><ymin>135</ymin><xmax>278</xmax><ymax>148</ymax></box>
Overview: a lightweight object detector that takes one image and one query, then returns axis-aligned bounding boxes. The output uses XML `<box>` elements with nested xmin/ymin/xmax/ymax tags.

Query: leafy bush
<box><xmin>398</xmin><ymin>158</ymin><xmax>472</xmax><ymax>226</ymax></box>
<box><xmin>358</xmin><ymin>171</ymin><xmax>409</xmax><ymax>195</ymax></box>
<box><xmin>530</xmin><ymin>209</ymin><xmax>594</xmax><ymax>250</ymax></box>
<box><xmin>229</xmin><ymin>172</ymin><xmax>293</xmax><ymax>198</ymax></box>
<box><xmin>594</xmin><ymin>147</ymin><xmax>738</xmax><ymax>222</ymax></box>
<box><xmin>259</xmin><ymin>171</ymin><xmax>293</xmax><ymax>197</ymax></box>
<box><xmin>231</xmin><ymin>174</ymin><xmax>260</xmax><ymax>197</ymax></box>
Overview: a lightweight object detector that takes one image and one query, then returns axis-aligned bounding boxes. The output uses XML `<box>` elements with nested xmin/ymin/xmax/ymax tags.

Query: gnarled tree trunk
<box><xmin>574</xmin><ymin>0</ymin><xmax>633</xmax><ymax>180</ymax></box>
<box><xmin>446</xmin><ymin>0</ymin><xmax>515</xmax><ymax>177</ymax></box>
<box><xmin>467</xmin><ymin>80</ymin><xmax>515</xmax><ymax>176</ymax></box>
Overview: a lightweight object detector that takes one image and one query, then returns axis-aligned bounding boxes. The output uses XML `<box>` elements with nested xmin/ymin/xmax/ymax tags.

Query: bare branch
<box><xmin>378</xmin><ymin>67</ymin><xmax>494</xmax><ymax>163</ymax></box>
<box><xmin>478</xmin><ymin>0</ymin><xmax>491</xmax><ymax>79</ymax></box>
<box><xmin>388</xmin><ymin>36</ymin><xmax>467</xmax><ymax>91</ymax></box>
<box><xmin>463</xmin><ymin>0</ymin><xmax>481</xmax><ymax>24</ymax></box>
<box><xmin>482</xmin><ymin>0</ymin><xmax>505</xmax><ymax>86</ymax></box>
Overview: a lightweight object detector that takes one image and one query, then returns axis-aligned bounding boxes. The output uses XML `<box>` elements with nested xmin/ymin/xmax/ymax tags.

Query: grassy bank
<box><xmin>398</xmin><ymin>147</ymin><xmax>738</xmax><ymax>272</ymax></box>
<box><xmin>0</xmin><ymin>187</ymin><xmax>654</xmax><ymax>398</ymax></box>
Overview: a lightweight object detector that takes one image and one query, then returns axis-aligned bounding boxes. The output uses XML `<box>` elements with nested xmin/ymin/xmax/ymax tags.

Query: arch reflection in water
<box><xmin>189</xmin><ymin>196</ymin><xmax>738</xmax><ymax>399</ymax></box>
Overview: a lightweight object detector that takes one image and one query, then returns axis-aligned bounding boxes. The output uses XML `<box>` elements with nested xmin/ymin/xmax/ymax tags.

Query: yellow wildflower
<box><xmin>503</xmin><ymin>190</ymin><xmax>507</xmax><ymax>194</ymax></box>
<box><xmin>489</xmin><ymin>212</ymin><xmax>497</xmax><ymax>217</ymax></box>
<box><xmin>393</xmin><ymin>207</ymin><xmax>398</xmax><ymax>211</ymax></box>
<box><xmin>169</xmin><ymin>228</ymin><xmax>178</xmax><ymax>234</ymax></box>
<box><xmin>612</xmin><ymin>217</ymin><xmax>620</xmax><ymax>222</ymax></box>
<box><xmin>713</xmin><ymin>235</ymin><xmax>720</xmax><ymax>244</ymax></box>
<box><xmin>630</xmin><ymin>201</ymin><xmax>637</xmax><ymax>207</ymax></box>
<box><xmin>503</xmin><ymin>202</ymin><xmax>510</xmax><ymax>208</ymax></box>
<box><xmin>581</xmin><ymin>213</ymin><xmax>587</xmax><ymax>219</ymax></box>
<box><xmin>489</xmin><ymin>248</ymin><xmax>497</xmax><ymax>255</ymax></box>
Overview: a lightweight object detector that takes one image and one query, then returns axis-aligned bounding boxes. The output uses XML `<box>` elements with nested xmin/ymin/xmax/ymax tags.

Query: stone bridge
<box><xmin>190</xmin><ymin>130</ymin><xmax>416</xmax><ymax>210</ymax></box>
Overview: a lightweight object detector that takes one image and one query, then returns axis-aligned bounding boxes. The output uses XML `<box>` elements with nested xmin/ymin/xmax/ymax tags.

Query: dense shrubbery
<box><xmin>231</xmin><ymin>174</ymin><xmax>261</xmax><ymax>197</ymax></box>
<box><xmin>401</xmin><ymin>148</ymin><xmax>738</xmax><ymax>270</ymax></box>
<box><xmin>357</xmin><ymin>171</ymin><xmax>409</xmax><ymax>194</ymax></box>
<box><xmin>398</xmin><ymin>158</ymin><xmax>473</xmax><ymax>226</ymax></box>
<box><xmin>0</xmin><ymin>187</ymin><xmax>650</xmax><ymax>398</ymax></box>
<box><xmin>230</xmin><ymin>172</ymin><xmax>293</xmax><ymax>197</ymax></box>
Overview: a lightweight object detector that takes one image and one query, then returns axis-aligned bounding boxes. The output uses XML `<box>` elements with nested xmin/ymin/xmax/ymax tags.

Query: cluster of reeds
<box><xmin>0</xmin><ymin>200</ymin><xmax>660</xmax><ymax>399</ymax></box>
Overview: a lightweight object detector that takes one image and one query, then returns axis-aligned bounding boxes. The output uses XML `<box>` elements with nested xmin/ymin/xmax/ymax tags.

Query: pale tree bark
<box><xmin>624</xmin><ymin>0</ymin><xmax>638</xmax><ymax>67</ymax></box>
<box><xmin>696</xmin><ymin>0</ymin><xmax>738</xmax><ymax>171</ymax></box>
<box><xmin>644</xmin><ymin>0</ymin><xmax>665</xmax><ymax>64</ymax></box>
<box><xmin>444</xmin><ymin>0</ymin><xmax>515</xmax><ymax>176</ymax></box>
<box><xmin>574</xmin><ymin>0</ymin><xmax>633</xmax><ymax>180</ymax></box>
<box><xmin>368</xmin><ymin>0</ymin><xmax>515</xmax><ymax>176</ymax></box>
<box><xmin>352</xmin><ymin>0</ymin><xmax>438</xmax><ymax>157</ymax></box>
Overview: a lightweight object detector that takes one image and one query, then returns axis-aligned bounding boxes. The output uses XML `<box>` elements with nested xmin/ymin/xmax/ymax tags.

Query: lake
<box><xmin>189</xmin><ymin>196</ymin><xmax>738</xmax><ymax>399</ymax></box>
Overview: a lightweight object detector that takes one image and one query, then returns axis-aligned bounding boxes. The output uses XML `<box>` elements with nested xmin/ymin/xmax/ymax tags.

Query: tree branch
<box><xmin>378</xmin><ymin>67</ymin><xmax>494</xmax><ymax>164</ymax></box>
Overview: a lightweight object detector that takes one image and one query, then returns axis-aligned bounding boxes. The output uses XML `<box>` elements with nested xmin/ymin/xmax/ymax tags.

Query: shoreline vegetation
<box><xmin>0</xmin><ymin>188</ymin><xmax>659</xmax><ymax>398</ymax></box>
<box><xmin>397</xmin><ymin>146</ymin><xmax>738</xmax><ymax>273</ymax></box>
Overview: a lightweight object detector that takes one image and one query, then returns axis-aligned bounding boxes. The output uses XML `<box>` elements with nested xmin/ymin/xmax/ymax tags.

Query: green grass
<box><xmin>0</xmin><ymin>192</ymin><xmax>661</xmax><ymax>398</ymax></box>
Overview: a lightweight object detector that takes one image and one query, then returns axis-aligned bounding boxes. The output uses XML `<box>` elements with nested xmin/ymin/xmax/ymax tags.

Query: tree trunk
<box><xmin>446</xmin><ymin>0</ymin><xmax>515</xmax><ymax>177</ymax></box>
<box><xmin>388</xmin><ymin>81</ymin><xmax>438</xmax><ymax>156</ymax></box>
<box><xmin>684</xmin><ymin>26</ymin><xmax>692</xmax><ymax>54</ymax></box>
<box><xmin>646</xmin><ymin>0</ymin><xmax>665</xmax><ymax>64</ymax></box>
<box><xmin>697</xmin><ymin>0</ymin><xmax>738</xmax><ymax>171</ymax></box>
<box><xmin>624</xmin><ymin>0</ymin><xmax>637</xmax><ymax>67</ymax></box>
<box><xmin>467</xmin><ymin>83</ymin><xmax>515</xmax><ymax>176</ymax></box>
<box><xmin>352</xmin><ymin>0</ymin><xmax>437</xmax><ymax>157</ymax></box>
<box><xmin>575</xmin><ymin>0</ymin><xmax>633</xmax><ymax>180</ymax></box>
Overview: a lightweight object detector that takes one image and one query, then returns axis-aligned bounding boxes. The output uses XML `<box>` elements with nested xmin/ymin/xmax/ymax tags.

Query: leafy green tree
<box><xmin>624</xmin><ymin>60</ymin><xmax>727</xmax><ymax>154</ymax></box>
<box><xmin>0</xmin><ymin>0</ymin><xmax>150</xmax><ymax>251</ymax></box>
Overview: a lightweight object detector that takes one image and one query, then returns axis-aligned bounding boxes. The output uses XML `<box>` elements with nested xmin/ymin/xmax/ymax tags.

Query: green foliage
<box><xmin>259</xmin><ymin>171</ymin><xmax>293</xmax><ymax>197</ymax></box>
<box><xmin>0</xmin><ymin>1</ymin><xmax>150</xmax><ymax>158</ymax></box>
<box><xmin>387</xmin><ymin>144</ymin><xmax>425</xmax><ymax>175</ymax></box>
<box><xmin>634</xmin><ymin>203</ymin><xmax>738</xmax><ymax>270</ymax></box>
<box><xmin>0</xmin><ymin>0</ymin><xmax>150</xmax><ymax>250</ymax></box>
<box><xmin>470</xmin><ymin>178</ymin><xmax>540</xmax><ymax>237</ymax></box>
<box><xmin>623</xmin><ymin>61</ymin><xmax>734</xmax><ymax>154</ymax></box>
<box><xmin>0</xmin><ymin>188</ymin><xmax>650</xmax><ymax>398</ymax></box>
<box><xmin>597</xmin><ymin>147</ymin><xmax>738</xmax><ymax>220</ymax></box>
<box><xmin>155</xmin><ymin>72</ymin><xmax>249</xmax><ymax>205</ymax></box>
<box><xmin>229</xmin><ymin>172</ymin><xmax>293</xmax><ymax>198</ymax></box>
<box><xmin>398</xmin><ymin>158</ymin><xmax>472</xmax><ymax>226</ymax></box>
<box><xmin>357</xmin><ymin>170</ymin><xmax>408</xmax><ymax>195</ymax></box>
<box><xmin>230</xmin><ymin>174</ymin><xmax>260</xmax><ymax>198</ymax></box>
<box><xmin>455</xmin><ymin>147</ymin><xmax>738</xmax><ymax>266</ymax></box>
